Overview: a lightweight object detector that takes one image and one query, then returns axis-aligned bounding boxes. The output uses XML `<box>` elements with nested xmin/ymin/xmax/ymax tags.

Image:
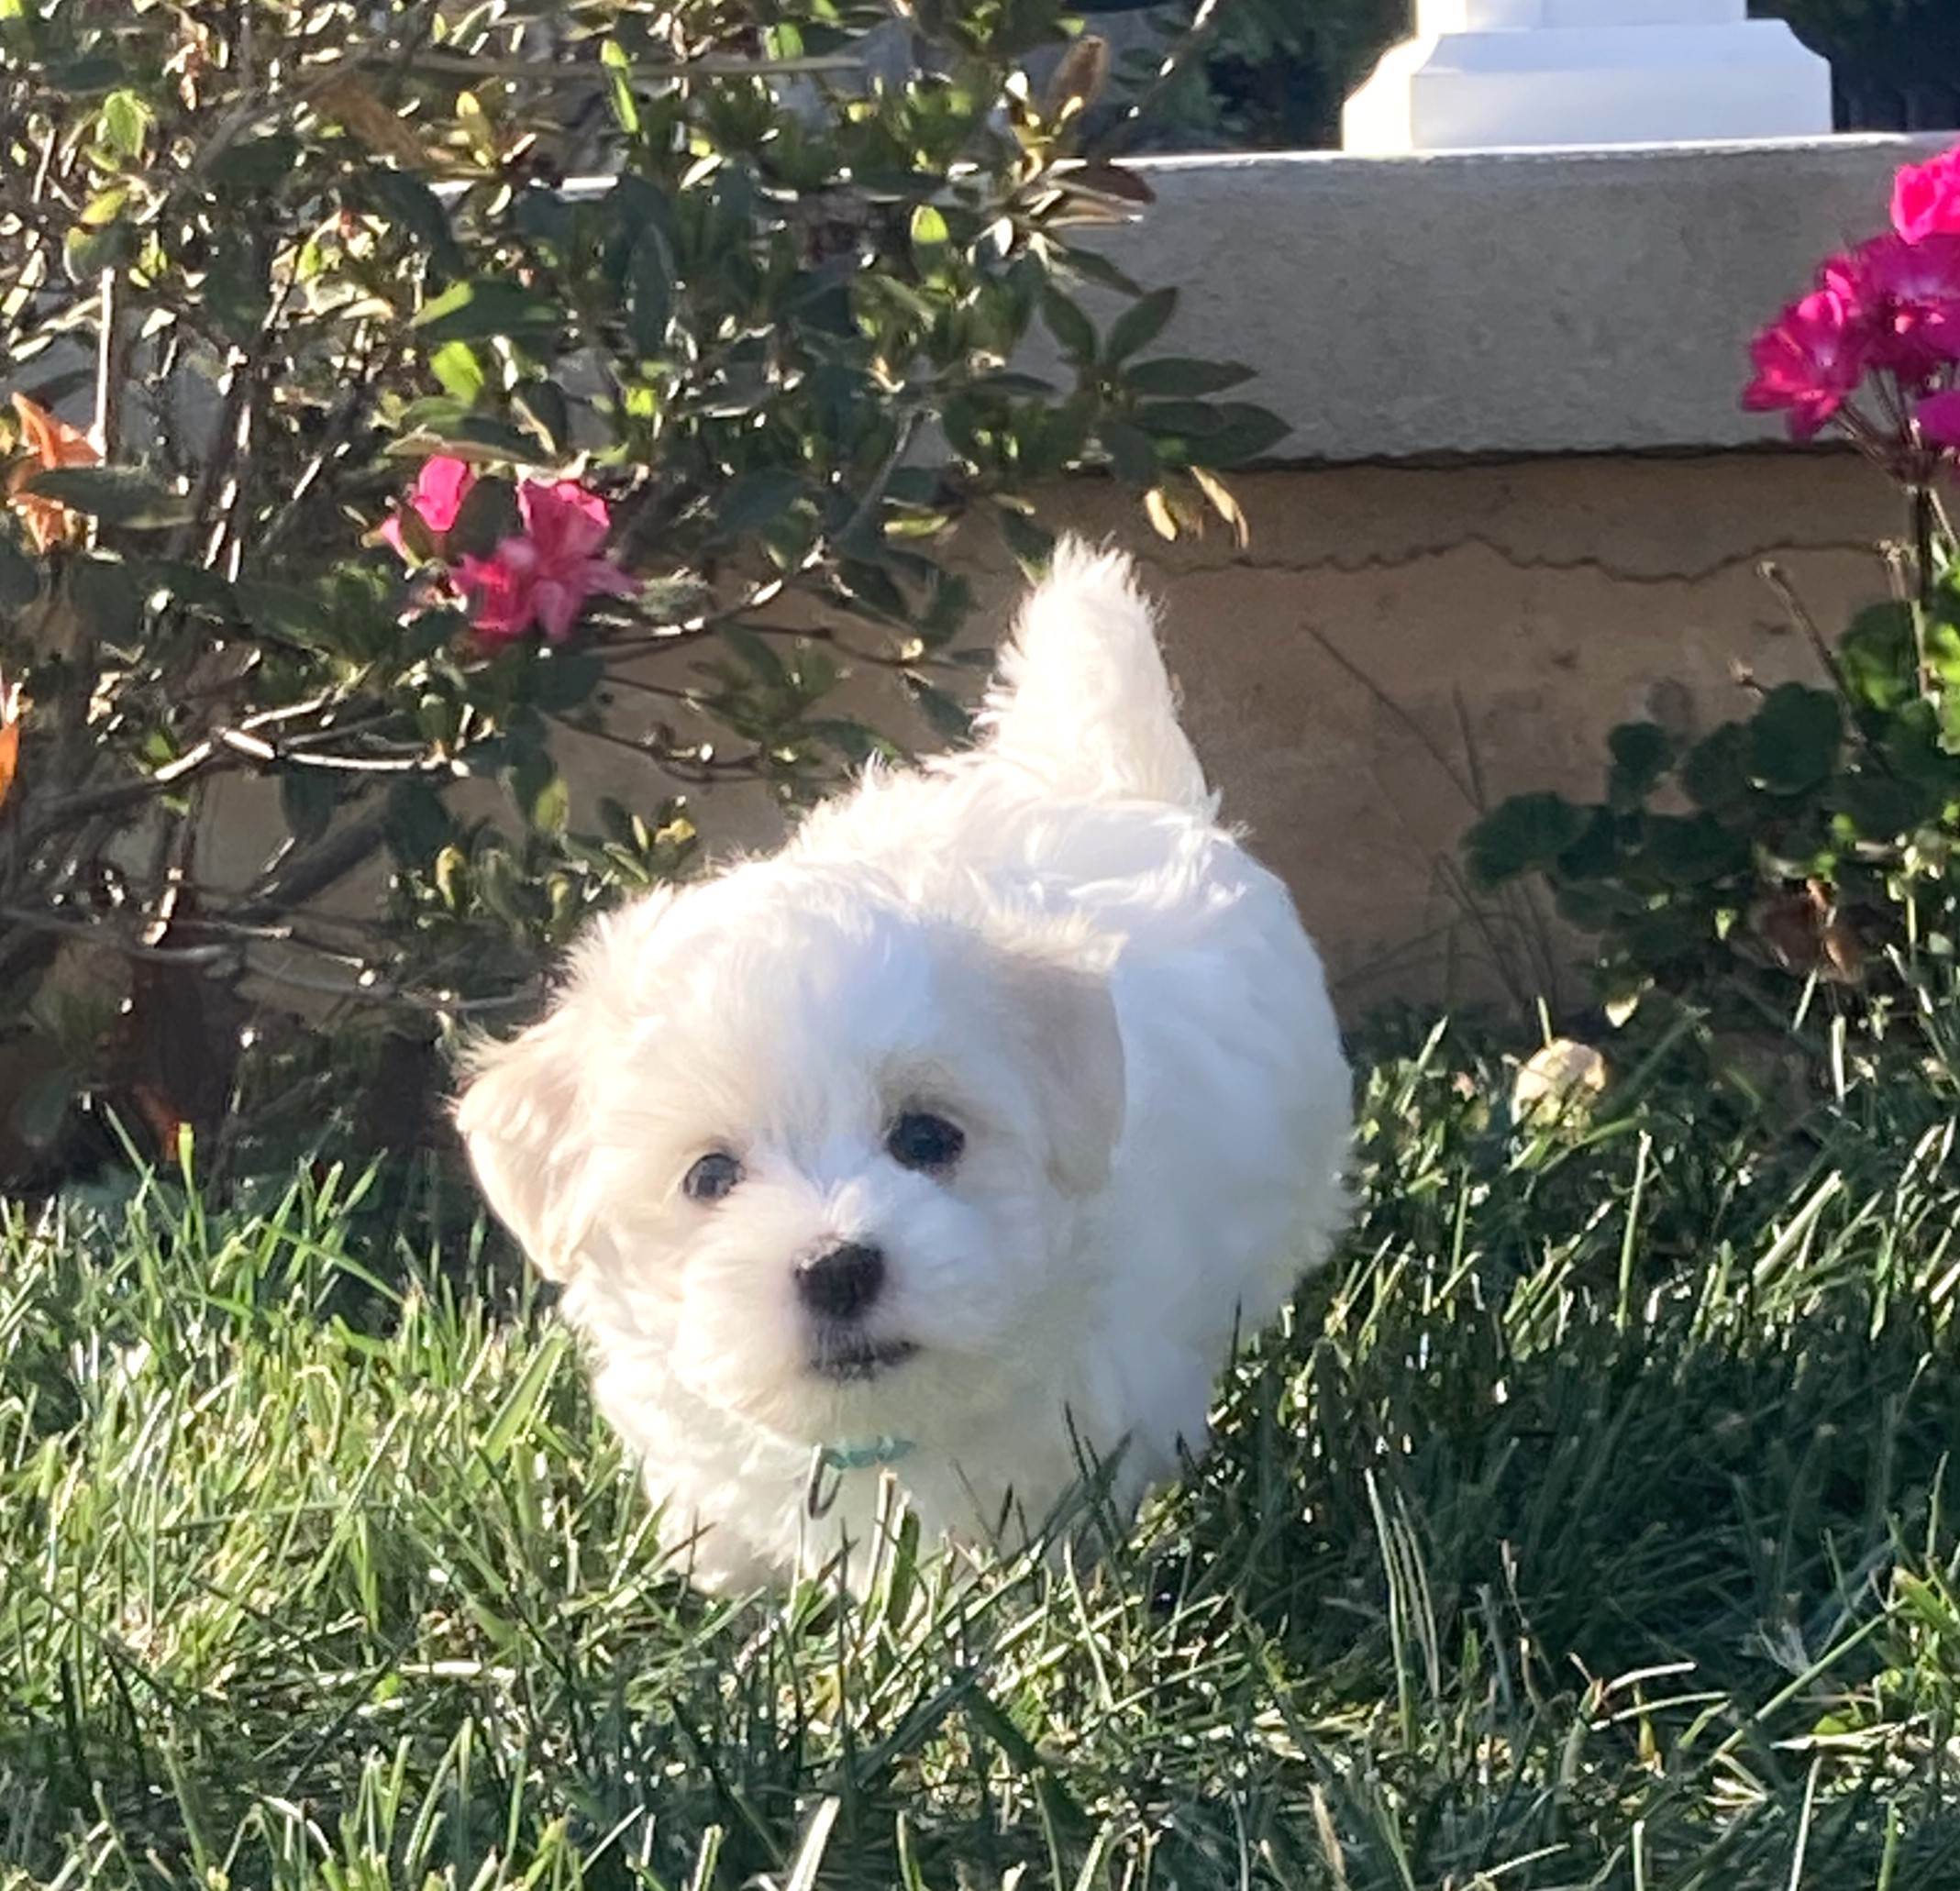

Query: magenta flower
<box><xmin>459</xmin><ymin>477</ymin><xmax>637</xmax><ymax>644</ymax></box>
<box><xmin>1822</xmin><ymin>233</ymin><xmax>1960</xmax><ymax>385</ymax></box>
<box><xmin>1916</xmin><ymin>389</ymin><xmax>1960</xmax><ymax>450</ymax></box>
<box><xmin>1743</xmin><ymin>289</ymin><xmax>1871</xmax><ymax>439</ymax></box>
<box><xmin>1892</xmin><ymin>144</ymin><xmax>1960</xmax><ymax>246</ymax></box>
<box><xmin>381</xmin><ymin>455</ymin><xmax>476</xmax><ymax>558</ymax></box>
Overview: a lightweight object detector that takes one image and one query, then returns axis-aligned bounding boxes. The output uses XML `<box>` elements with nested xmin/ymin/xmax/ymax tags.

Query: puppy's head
<box><xmin>457</xmin><ymin>866</ymin><xmax>1124</xmax><ymax>1445</ymax></box>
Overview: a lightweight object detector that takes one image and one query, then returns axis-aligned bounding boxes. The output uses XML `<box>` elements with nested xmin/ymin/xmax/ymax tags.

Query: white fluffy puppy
<box><xmin>457</xmin><ymin>541</ymin><xmax>1352</xmax><ymax>1591</ymax></box>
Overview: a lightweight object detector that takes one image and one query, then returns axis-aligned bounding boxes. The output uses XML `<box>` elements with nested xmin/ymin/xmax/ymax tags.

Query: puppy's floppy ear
<box><xmin>991</xmin><ymin>941</ymin><xmax>1126</xmax><ymax>1198</ymax></box>
<box><xmin>454</xmin><ymin>890</ymin><xmax>670</xmax><ymax>1277</ymax></box>
<box><xmin>455</xmin><ymin>1006</ymin><xmax>595</xmax><ymax>1280</ymax></box>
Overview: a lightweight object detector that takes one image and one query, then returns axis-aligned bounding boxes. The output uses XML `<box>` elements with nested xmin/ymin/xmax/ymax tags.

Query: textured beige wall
<box><xmin>1023</xmin><ymin>450</ymin><xmax>1901</xmax><ymax>1016</ymax></box>
<box><xmin>201</xmin><ymin>446</ymin><xmax>1904</xmax><ymax>1021</ymax></box>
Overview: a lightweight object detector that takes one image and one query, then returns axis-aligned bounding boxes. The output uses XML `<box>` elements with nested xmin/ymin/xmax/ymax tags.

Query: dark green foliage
<box><xmin>1465</xmin><ymin>575</ymin><xmax>1960</xmax><ymax>1023</ymax></box>
<box><xmin>0</xmin><ymin>0</ymin><xmax>1279</xmax><ymax>1174</ymax></box>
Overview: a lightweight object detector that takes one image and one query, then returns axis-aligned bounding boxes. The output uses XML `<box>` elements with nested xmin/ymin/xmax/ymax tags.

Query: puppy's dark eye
<box><xmin>887</xmin><ymin>1111</ymin><xmax>964</xmax><ymax>1172</ymax></box>
<box><xmin>682</xmin><ymin>1151</ymin><xmax>742</xmax><ymax>1203</ymax></box>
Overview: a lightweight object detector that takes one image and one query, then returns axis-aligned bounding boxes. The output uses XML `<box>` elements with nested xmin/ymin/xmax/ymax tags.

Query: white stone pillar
<box><xmin>1343</xmin><ymin>0</ymin><xmax>1834</xmax><ymax>154</ymax></box>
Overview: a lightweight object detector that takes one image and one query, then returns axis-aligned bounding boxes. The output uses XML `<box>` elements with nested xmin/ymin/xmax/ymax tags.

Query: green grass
<box><xmin>6</xmin><ymin>1022</ymin><xmax>1960</xmax><ymax>1889</ymax></box>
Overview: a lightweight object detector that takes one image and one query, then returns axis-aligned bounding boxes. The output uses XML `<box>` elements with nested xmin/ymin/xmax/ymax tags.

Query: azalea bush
<box><xmin>1467</xmin><ymin>142</ymin><xmax>1960</xmax><ymax>1032</ymax></box>
<box><xmin>0</xmin><ymin>0</ymin><xmax>1278</xmax><ymax>1175</ymax></box>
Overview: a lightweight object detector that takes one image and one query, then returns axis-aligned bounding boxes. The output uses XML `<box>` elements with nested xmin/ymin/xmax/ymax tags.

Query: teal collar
<box><xmin>821</xmin><ymin>1435</ymin><xmax>915</xmax><ymax>1472</ymax></box>
<box><xmin>806</xmin><ymin>1434</ymin><xmax>915</xmax><ymax>1518</ymax></box>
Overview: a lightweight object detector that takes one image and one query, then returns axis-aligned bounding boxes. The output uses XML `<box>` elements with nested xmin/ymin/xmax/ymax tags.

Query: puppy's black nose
<box><xmin>796</xmin><ymin>1242</ymin><xmax>885</xmax><ymax>1321</ymax></box>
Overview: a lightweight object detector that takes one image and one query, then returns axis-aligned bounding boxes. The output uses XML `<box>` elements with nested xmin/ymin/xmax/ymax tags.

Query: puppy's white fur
<box><xmin>458</xmin><ymin>542</ymin><xmax>1352</xmax><ymax>1591</ymax></box>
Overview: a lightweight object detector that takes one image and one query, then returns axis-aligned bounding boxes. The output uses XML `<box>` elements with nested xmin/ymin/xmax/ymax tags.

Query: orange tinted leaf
<box><xmin>10</xmin><ymin>393</ymin><xmax>98</xmax><ymax>470</ymax></box>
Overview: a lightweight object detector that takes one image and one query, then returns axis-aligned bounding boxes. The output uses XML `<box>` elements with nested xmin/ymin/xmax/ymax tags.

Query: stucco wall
<box><xmin>199</xmin><ymin>444</ymin><xmax>1902</xmax><ymax>1019</ymax></box>
<box><xmin>1020</xmin><ymin>451</ymin><xmax>1900</xmax><ymax>1015</ymax></box>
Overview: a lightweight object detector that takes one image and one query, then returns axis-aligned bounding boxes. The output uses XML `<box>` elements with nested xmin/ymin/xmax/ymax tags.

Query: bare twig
<box><xmin>0</xmin><ymin>903</ymin><xmax>238</xmax><ymax>967</ymax></box>
<box><xmin>399</xmin><ymin>49</ymin><xmax>866</xmax><ymax>84</ymax></box>
<box><xmin>1758</xmin><ymin>559</ymin><xmax>1853</xmax><ymax>704</ymax></box>
<box><xmin>1295</xmin><ymin>616</ymin><xmax>1481</xmax><ymax>812</ymax></box>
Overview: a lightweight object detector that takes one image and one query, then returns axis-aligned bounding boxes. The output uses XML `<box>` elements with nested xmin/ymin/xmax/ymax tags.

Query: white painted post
<box><xmin>1343</xmin><ymin>0</ymin><xmax>1834</xmax><ymax>154</ymax></box>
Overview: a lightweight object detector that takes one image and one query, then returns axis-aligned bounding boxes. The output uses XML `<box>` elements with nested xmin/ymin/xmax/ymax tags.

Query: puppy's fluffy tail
<box><xmin>974</xmin><ymin>538</ymin><xmax>1212</xmax><ymax>811</ymax></box>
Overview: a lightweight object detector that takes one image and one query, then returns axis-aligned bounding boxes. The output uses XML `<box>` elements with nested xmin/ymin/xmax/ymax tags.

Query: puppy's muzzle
<box><xmin>795</xmin><ymin>1241</ymin><xmax>886</xmax><ymax>1321</ymax></box>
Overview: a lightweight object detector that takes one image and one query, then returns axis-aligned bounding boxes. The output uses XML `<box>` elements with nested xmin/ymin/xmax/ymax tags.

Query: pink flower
<box><xmin>458</xmin><ymin>478</ymin><xmax>637</xmax><ymax>644</ymax></box>
<box><xmin>1822</xmin><ymin>233</ymin><xmax>1960</xmax><ymax>384</ymax></box>
<box><xmin>1743</xmin><ymin>289</ymin><xmax>1870</xmax><ymax>438</ymax></box>
<box><xmin>1916</xmin><ymin>389</ymin><xmax>1960</xmax><ymax>449</ymax></box>
<box><xmin>382</xmin><ymin>455</ymin><xmax>476</xmax><ymax>558</ymax></box>
<box><xmin>1893</xmin><ymin>144</ymin><xmax>1960</xmax><ymax>246</ymax></box>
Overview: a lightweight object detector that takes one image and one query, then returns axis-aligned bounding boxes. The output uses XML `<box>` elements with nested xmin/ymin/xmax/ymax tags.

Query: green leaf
<box><xmin>1643</xmin><ymin>813</ymin><xmax>1750</xmax><ymax>888</ymax></box>
<box><xmin>528</xmin><ymin>647</ymin><xmax>604</xmax><ymax>713</ymax></box>
<box><xmin>1041</xmin><ymin>289</ymin><xmax>1098</xmax><ymax>368</ymax></box>
<box><xmin>279</xmin><ymin>768</ymin><xmax>336</xmax><ymax>847</ymax></box>
<box><xmin>210</xmin><ymin>132</ymin><xmax>302</xmax><ymax>193</ymax></box>
<box><xmin>1882</xmin><ymin>699</ymin><xmax>1960</xmax><ymax>796</ymax></box>
<box><xmin>1837</xmin><ymin>601</ymin><xmax>1916</xmax><ymax>713</ymax></box>
<box><xmin>1554</xmin><ymin>805</ymin><xmax>1624</xmax><ymax>881</ymax></box>
<box><xmin>1833</xmin><ymin>771</ymin><xmax>1931</xmax><ymax>842</ymax></box>
<box><xmin>638</xmin><ymin>575</ymin><xmax>713</xmax><ymax>625</ymax></box>
<box><xmin>475</xmin><ymin>846</ymin><xmax>529</xmax><ymax>927</ymax></box>
<box><xmin>1680</xmin><ymin>724</ymin><xmax>1750</xmax><ymax>812</ymax></box>
<box><xmin>478</xmin><ymin>1330</ymin><xmax>570</xmax><ymax>1469</ymax></box>
<box><xmin>504</xmin><ymin>746</ymin><xmax>570</xmax><ymax>835</ymax></box>
<box><xmin>1606</xmin><ymin>721</ymin><xmax>1677</xmax><ymax>809</ymax></box>
<box><xmin>910</xmin><ymin>204</ymin><xmax>950</xmax><ymax>261</ymax></box>
<box><xmin>363</xmin><ymin>168</ymin><xmax>461</xmax><ymax>275</ymax></box>
<box><xmin>626</xmin><ymin>228</ymin><xmax>674</xmax><ymax>359</ymax></box>
<box><xmin>40</xmin><ymin>54</ymin><xmax>124</xmax><ymax>100</ymax></box>
<box><xmin>717</xmin><ymin>470</ymin><xmax>805</xmax><ymax>536</ymax></box>
<box><xmin>1135</xmin><ymin>400</ymin><xmax>1224</xmax><ymax>441</ymax></box>
<box><xmin>428</xmin><ymin>340</ymin><xmax>486</xmax><ymax>406</ymax></box>
<box><xmin>96</xmin><ymin>90</ymin><xmax>152</xmax><ymax>164</ymax></box>
<box><xmin>1098</xmin><ymin>419</ymin><xmax>1159</xmax><ymax>488</ymax></box>
<box><xmin>1745</xmin><ymin>683</ymin><xmax>1841</xmax><ymax>796</ymax></box>
<box><xmin>804</xmin><ymin>716</ymin><xmax>892</xmax><ymax>765</ymax></box>
<box><xmin>999</xmin><ymin>506</ymin><xmax>1056</xmax><ymax>571</ymax></box>
<box><xmin>835</xmin><ymin>559</ymin><xmax>908</xmax><ymax>623</ymax></box>
<box><xmin>1555</xmin><ymin>879</ymin><xmax>1645</xmax><ymax>933</ymax></box>
<box><xmin>1121</xmin><ymin>357</ymin><xmax>1253</xmax><ymax>399</ymax></box>
<box><xmin>1184</xmin><ymin>404</ymin><xmax>1290</xmax><ymax>469</ymax></box>
<box><xmin>202</xmin><ymin>234</ymin><xmax>271</xmax><ymax>348</ymax></box>
<box><xmin>903</xmin><ymin>673</ymin><xmax>972</xmax><ymax>744</ymax></box>
<box><xmin>65</xmin><ymin>556</ymin><xmax>143</xmax><ymax>642</ymax></box>
<box><xmin>969</xmin><ymin>372</ymin><xmax>1058</xmax><ymax>400</ymax></box>
<box><xmin>22</xmin><ymin>466</ymin><xmax>190</xmax><ymax>530</ymax></box>
<box><xmin>1060</xmin><ymin>246</ymin><xmax>1143</xmax><ymax>299</ymax></box>
<box><xmin>145</xmin><ymin>560</ymin><xmax>238</xmax><ymax>618</ymax></box>
<box><xmin>412</xmin><ymin>280</ymin><xmax>561</xmax><ymax>347</ymax></box>
<box><xmin>717</xmin><ymin>623</ymin><xmax>786</xmax><ymax>685</ymax></box>
<box><xmin>235</xmin><ymin>580</ymin><xmax>338</xmax><ymax>653</ymax></box>
<box><xmin>63</xmin><ymin>208</ymin><xmax>132</xmax><ymax>283</ymax></box>
<box><xmin>601</xmin><ymin>39</ymin><xmax>640</xmax><ymax>138</ymax></box>
<box><xmin>384</xmin><ymin>780</ymin><xmax>452</xmax><ymax>866</ymax></box>
<box><xmin>392</xmin><ymin>404</ymin><xmax>537</xmax><ymax>461</ymax></box>
<box><xmin>1465</xmin><ymin>792</ymin><xmax>1590</xmax><ymax>889</ymax></box>
<box><xmin>1925</xmin><ymin>613</ymin><xmax>1960</xmax><ymax>702</ymax></box>
<box><xmin>0</xmin><ymin>534</ymin><xmax>39</xmax><ymax>609</ymax></box>
<box><xmin>514</xmin><ymin>380</ymin><xmax>572</xmax><ymax>456</ymax></box>
<box><xmin>1620</xmin><ymin>902</ymin><xmax>1705</xmax><ymax>967</ymax></box>
<box><xmin>1104</xmin><ymin>288</ymin><xmax>1177</xmax><ymax>366</ymax></box>
<box><xmin>446</xmin><ymin>478</ymin><xmax>520</xmax><ymax>561</ymax></box>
